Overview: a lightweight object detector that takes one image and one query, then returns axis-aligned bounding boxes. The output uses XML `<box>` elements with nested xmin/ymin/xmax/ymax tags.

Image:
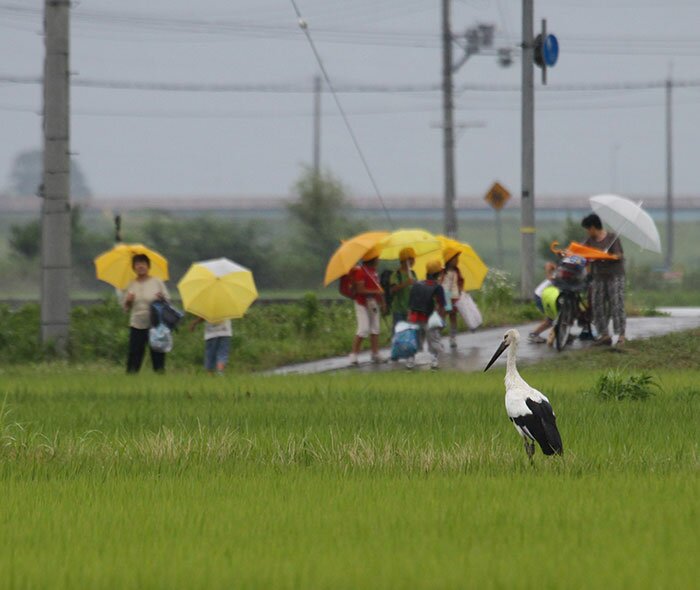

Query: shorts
<box><xmin>355</xmin><ymin>299</ymin><xmax>381</xmax><ymax>338</ymax></box>
<box><xmin>205</xmin><ymin>336</ymin><xmax>231</xmax><ymax>371</ymax></box>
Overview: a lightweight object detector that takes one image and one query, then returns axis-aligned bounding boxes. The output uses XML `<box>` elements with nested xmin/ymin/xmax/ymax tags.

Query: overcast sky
<box><xmin>1</xmin><ymin>0</ymin><xmax>699</xmax><ymax>201</ymax></box>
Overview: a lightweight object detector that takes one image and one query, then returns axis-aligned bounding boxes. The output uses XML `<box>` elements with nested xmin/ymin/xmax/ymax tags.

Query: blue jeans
<box><xmin>205</xmin><ymin>336</ymin><xmax>231</xmax><ymax>371</ymax></box>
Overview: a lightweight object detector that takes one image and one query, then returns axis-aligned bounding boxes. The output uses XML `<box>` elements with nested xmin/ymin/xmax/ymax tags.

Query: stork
<box><xmin>484</xmin><ymin>329</ymin><xmax>563</xmax><ymax>460</ymax></box>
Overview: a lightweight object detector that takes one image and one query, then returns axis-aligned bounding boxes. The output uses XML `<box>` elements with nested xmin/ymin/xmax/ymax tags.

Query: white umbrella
<box><xmin>589</xmin><ymin>194</ymin><xmax>662</xmax><ymax>253</ymax></box>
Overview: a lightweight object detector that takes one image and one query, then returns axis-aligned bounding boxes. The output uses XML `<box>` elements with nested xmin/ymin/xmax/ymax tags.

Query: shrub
<box><xmin>479</xmin><ymin>269</ymin><xmax>515</xmax><ymax>308</ymax></box>
<box><xmin>589</xmin><ymin>370</ymin><xmax>659</xmax><ymax>401</ymax></box>
<box><xmin>293</xmin><ymin>292</ymin><xmax>320</xmax><ymax>337</ymax></box>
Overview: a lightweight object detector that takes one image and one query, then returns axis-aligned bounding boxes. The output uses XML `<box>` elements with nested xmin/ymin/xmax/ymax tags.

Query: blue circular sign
<box><xmin>542</xmin><ymin>34</ymin><xmax>559</xmax><ymax>67</ymax></box>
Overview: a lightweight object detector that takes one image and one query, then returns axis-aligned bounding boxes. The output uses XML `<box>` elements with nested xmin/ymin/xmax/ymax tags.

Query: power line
<box><xmin>4</xmin><ymin>3</ymin><xmax>700</xmax><ymax>55</ymax></box>
<box><xmin>287</xmin><ymin>0</ymin><xmax>394</xmax><ymax>227</ymax></box>
<box><xmin>4</xmin><ymin>73</ymin><xmax>700</xmax><ymax>94</ymax></box>
<box><xmin>3</xmin><ymin>94</ymin><xmax>699</xmax><ymax>119</ymax></box>
<box><xmin>0</xmin><ymin>74</ymin><xmax>440</xmax><ymax>93</ymax></box>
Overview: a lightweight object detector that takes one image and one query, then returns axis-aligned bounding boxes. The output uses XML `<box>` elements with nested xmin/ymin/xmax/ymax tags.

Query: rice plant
<box><xmin>0</xmin><ymin>368</ymin><xmax>696</xmax><ymax>589</ymax></box>
<box><xmin>589</xmin><ymin>369</ymin><xmax>660</xmax><ymax>401</ymax></box>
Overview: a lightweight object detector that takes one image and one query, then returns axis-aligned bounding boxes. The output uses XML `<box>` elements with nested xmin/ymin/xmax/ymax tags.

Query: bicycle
<box><xmin>551</xmin><ymin>255</ymin><xmax>589</xmax><ymax>352</ymax></box>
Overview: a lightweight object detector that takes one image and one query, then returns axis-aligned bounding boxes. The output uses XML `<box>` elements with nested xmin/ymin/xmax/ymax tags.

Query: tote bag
<box><xmin>454</xmin><ymin>293</ymin><xmax>482</xmax><ymax>330</ymax></box>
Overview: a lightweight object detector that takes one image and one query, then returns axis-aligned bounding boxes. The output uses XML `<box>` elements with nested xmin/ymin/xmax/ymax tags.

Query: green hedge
<box><xmin>0</xmin><ymin>273</ymin><xmax>542</xmax><ymax>370</ymax></box>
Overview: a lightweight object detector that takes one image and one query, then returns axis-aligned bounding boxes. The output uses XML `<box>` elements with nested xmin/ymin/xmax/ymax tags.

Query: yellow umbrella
<box><xmin>378</xmin><ymin>228</ymin><xmax>441</xmax><ymax>260</ymax></box>
<box><xmin>414</xmin><ymin>236</ymin><xmax>489</xmax><ymax>290</ymax></box>
<box><xmin>324</xmin><ymin>231</ymin><xmax>389</xmax><ymax>286</ymax></box>
<box><xmin>94</xmin><ymin>243</ymin><xmax>169</xmax><ymax>289</ymax></box>
<box><xmin>178</xmin><ymin>258</ymin><xmax>258</xmax><ymax>322</ymax></box>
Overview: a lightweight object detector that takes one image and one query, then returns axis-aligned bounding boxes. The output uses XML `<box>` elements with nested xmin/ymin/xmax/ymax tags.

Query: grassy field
<box><xmin>0</xmin><ymin>356</ymin><xmax>697</xmax><ymax>588</ymax></box>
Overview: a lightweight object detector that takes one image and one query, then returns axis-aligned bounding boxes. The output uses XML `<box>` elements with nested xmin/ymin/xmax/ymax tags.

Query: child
<box><xmin>349</xmin><ymin>248</ymin><xmax>385</xmax><ymax>366</ymax></box>
<box><xmin>406</xmin><ymin>259</ymin><xmax>447</xmax><ymax>370</ymax></box>
<box><xmin>190</xmin><ymin>317</ymin><xmax>233</xmax><ymax>374</ymax></box>
<box><xmin>389</xmin><ymin>247</ymin><xmax>417</xmax><ymax>331</ymax></box>
<box><xmin>529</xmin><ymin>262</ymin><xmax>557</xmax><ymax>344</ymax></box>
<box><xmin>441</xmin><ymin>247</ymin><xmax>482</xmax><ymax>348</ymax></box>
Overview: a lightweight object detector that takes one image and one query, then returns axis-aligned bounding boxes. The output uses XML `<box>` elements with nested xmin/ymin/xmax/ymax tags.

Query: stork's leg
<box><xmin>523</xmin><ymin>439</ymin><xmax>535</xmax><ymax>462</ymax></box>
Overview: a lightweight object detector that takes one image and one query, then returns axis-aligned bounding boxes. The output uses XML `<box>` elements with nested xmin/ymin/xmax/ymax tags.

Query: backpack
<box><xmin>379</xmin><ymin>269</ymin><xmax>394</xmax><ymax>310</ymax></box>
<box><xmin>338</xmin><ymin>273</ymin><xmax>356</xmax><ymax>299</ymax></box>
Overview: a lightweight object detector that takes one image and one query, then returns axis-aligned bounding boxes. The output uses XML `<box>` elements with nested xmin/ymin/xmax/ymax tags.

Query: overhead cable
<box><xmin>3</xmin><ymin>74</ymin><xmax>700</xmax><ymax>94</ymax></box>
<box><xmin>288</xmin><ymin>0</ymin><xmax>394</xmax><ymax>227</ymax></box>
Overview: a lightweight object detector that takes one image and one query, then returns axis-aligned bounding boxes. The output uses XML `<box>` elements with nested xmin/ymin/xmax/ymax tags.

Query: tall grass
<box><xmin>0</xmin><ymin>369</ymin><xmax>697</xmax><ymax>588</ymax></box>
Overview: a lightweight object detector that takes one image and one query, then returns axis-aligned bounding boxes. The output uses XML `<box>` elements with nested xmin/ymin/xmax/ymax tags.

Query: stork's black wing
<box><xmin>523</xmin><ymin>398</ymin><xmax>563</xmax><ymax>456</ymax></box>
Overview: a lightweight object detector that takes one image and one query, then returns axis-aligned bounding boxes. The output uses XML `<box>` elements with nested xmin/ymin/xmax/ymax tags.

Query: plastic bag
<box><xmin>454</xmin><ymin>292</ymin><xmax>482</xmax><ymax>330</ymax></box>
<box><xmin>391</xmin><ymin>327</ymin><xmax>418</xmax><ymax>360</ymax></box>
<box><xmin>427</xmin><ymin>311</ymin><xmax>445</xmax><ymax>330</ymax></box>
<box><xmin>149</xmin><ymin>324</ymin><xmax>173</xmax><ymax>353</ymax></box>
<box><xmin>394</xmin><ymin>321</ymin><xmax>413</xmax><ymax>334</ymax></box>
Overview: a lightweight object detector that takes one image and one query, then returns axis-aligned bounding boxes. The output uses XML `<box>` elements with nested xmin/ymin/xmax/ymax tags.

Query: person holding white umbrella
<box><xmin>581</xmin><ymin>213</ymin><xmax>626</xmax><ymax>346</ymax></box>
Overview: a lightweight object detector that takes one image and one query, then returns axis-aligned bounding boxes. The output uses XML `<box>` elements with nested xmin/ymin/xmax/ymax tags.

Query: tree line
<box><xmin>6</xmin><ymin>167</ymin><xmax>363</xmax><ymax>291</ymax></box>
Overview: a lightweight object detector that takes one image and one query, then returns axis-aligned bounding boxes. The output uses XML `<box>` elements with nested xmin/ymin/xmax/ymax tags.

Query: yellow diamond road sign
<box><xmin>485</xmin><ymin>181</ymin><xmax>511</xmax><ymax>211</ymax></box>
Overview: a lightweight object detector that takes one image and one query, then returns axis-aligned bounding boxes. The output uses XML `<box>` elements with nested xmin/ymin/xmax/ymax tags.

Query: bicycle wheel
<box><xmin>554</xmin><ymin>294</ymin><xmax>574</xmax><ymax>351</ymax></box>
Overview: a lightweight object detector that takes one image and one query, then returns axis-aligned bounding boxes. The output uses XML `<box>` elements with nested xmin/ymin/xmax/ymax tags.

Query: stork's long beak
<box><xmin>484</xmin><ymin>341</ymin><xmax>509</xmax><ymax>372</ymax></box>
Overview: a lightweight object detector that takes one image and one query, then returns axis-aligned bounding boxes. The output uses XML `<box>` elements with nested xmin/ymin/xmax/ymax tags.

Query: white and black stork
<box><xmin>484</xmin><ymin>329</ymin><xmax>563</xmax><ymax>460</ymax></box>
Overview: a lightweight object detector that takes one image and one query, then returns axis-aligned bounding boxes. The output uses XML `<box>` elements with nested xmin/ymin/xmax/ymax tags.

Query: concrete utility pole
<box><xmin>665</xmin><ymin>76</ymin><xmax>673</xmax><ymax>270</ymax></box>
<box><xmin>313</xmin><ymin>74</ymin><xmax>321</xmax><ymax>175</ymax></box>
<box><xmin>41</xmin><ymin>0</ymin><xmax>72</xmax><ymax>353</ymax></box>
<box><xmin>441</xmin><ymin>0</ymin><xmax>457</xmax><ymax>238</ymax></box>
<box><xmin>520</xmin><ymin>0</ymin><xmax>535</xmax><ymax>299</ymax></box>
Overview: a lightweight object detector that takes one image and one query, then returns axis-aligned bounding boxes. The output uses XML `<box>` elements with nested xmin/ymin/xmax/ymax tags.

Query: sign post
<box><xmin>485</xmin><ymin>181</ymin><xmax>511</xmax><ymax>268</ymax></box>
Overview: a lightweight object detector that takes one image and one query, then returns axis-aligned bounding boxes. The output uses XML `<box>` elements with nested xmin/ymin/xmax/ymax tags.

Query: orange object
<box><xmin>550</xmin><ymin>241</ymin><xmax>619</xmax><ymax>261</ymax></box>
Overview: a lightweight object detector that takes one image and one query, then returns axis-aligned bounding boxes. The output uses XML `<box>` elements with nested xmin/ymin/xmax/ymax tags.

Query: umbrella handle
<box><xmin>601</xmin><ymin>199</ymin><xmax>643</xmax><ymax>253</ymax></box>
<box><xmin>550</xmin><ymin>241</ymin><xmax>564</xmax><ymax>256</ymax></box>
<box><xmin>114</xmin><ymin>214</ymin><xmax>122</xmax><ymax>243</ymax></box>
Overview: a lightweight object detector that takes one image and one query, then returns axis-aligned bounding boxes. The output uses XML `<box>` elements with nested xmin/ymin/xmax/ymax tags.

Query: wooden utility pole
<box><xmin>41</xmin><ymin>0</ymin><xmax>72</xmax><ymax>353</ymax></box>
<box><xmin>441</xmin><ymin>0</ymin><xmax>457</xmax><ymax>238</ymax></box>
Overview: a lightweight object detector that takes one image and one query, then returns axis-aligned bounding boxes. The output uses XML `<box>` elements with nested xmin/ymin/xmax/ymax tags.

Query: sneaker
<box><xmin>405</xmin><ymin>358</ymin><xmax>415</xmax><ymax>370</ymax></box>
<box><xmin>616</xmin><ymin>335</ymin><xmax>626</xmax><ymax>347</ymax></box>
<box><xmin>449</xmin><ymin>337</ymin><xmax>457</xmax><ymax>349</ymax></box>
<box><xmin>430</xmin><ymin>358</ymin><xmax>440</xmax><ymax>370</ymax></box>
<box><xmin>528</xmin><ymin>333</ymin><xmax>546</xmax><ymax>344</ymax></box>
<box><xmin>371</xmin><ymin>354</ymin><xmax>383</xmax><ymax>365</ymax></box>
<box><xmin>592</xmin><ymin>336</ymin><xmax>613</xmax><ymax>346</ymax></box>
<box><xmin>348</xmin><ymin>354</ymin><xmax>359</xmax><ymax>366</ymax></box>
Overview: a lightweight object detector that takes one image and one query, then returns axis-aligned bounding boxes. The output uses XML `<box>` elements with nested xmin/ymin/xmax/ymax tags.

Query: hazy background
<box><xmin>1</xmin><ymin>0</ymin><xmax>699</xmax><ymax>202</ymax></box>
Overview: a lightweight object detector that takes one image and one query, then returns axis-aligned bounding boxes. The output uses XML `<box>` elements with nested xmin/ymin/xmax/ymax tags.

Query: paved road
<box><xmin>268</xmin><ymin>308</ymin><xmax>700</xmax><ymax>375</ymax></box>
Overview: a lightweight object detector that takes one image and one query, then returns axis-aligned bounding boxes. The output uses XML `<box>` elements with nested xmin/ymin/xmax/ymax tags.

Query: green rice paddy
<box><xmin>0</xmin><ymin>367</ymin><xmax>697</xmax><ymax>588</ymax></box>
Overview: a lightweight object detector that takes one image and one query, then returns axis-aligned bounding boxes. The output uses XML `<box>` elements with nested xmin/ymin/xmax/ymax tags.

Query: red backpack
<box><xmin>339</xmin><ymin>273</ymin><xmax>356</xmax><ymax>299</ymax></box>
